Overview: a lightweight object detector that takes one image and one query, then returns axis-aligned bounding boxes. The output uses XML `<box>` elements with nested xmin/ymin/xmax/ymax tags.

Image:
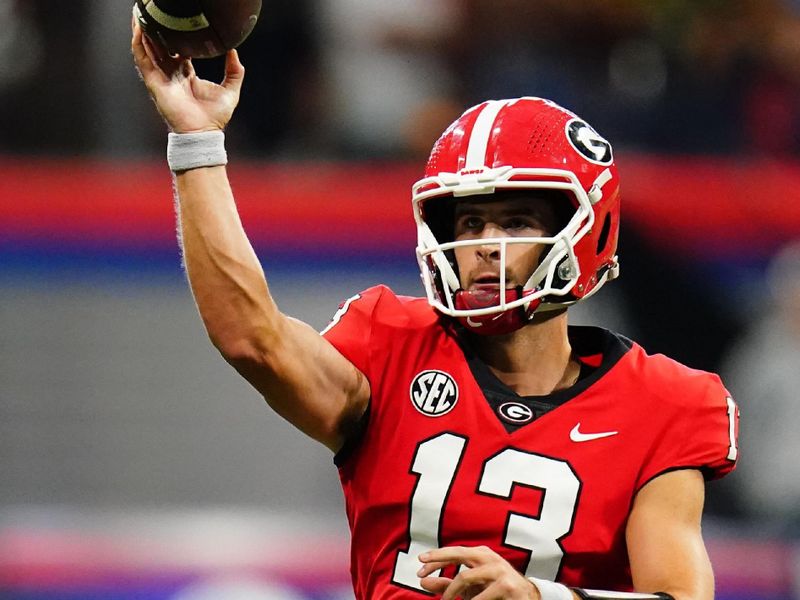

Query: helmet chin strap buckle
<box><xmin>587</xmin><ymin>168</ymin><xmax>613</xmax><ymax>204</ymax></box>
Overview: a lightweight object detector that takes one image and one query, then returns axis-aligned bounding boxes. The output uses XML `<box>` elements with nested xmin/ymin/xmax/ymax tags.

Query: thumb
<box><xmin>222</xmin><ymin>49</ymin><xmax>245</xmax><ymax>92</ymax></box>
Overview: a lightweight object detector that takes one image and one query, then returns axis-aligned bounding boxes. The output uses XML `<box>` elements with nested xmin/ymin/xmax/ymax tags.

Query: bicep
<box><xmin>626</xmin><ymin>469</ymin><xmax>714</xmax><ymax>600</ymax></box>
<box><xmin>227</xmin><ymin>314</ymin><xmax>370</xmax><ymax>453</ymax></box>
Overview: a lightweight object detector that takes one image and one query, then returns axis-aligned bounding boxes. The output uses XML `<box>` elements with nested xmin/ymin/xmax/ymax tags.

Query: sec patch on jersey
<box><xmin>410</xmin><ymin>370</ymin><xmax>459</xmax><ymax>417</ymax></box>
<box><xmin>133</xmin><ymin>0</ymin><xmax>262</xmax><ymax>58</ymax></box>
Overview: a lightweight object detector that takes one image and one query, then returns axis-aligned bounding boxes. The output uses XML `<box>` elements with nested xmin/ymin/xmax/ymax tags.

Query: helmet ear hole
<box><xmin>422</xmin><ymin>196</ymin><xmax>455</xmax><ymax>243</ymax></box>
<box><xmin>549</xmin><ymin>191</ymin><xmax>577</xmax><ymax>236</ymax></box>
<box><xmin>596</xmin><ymin>213</ymin><xmax>612</xmax><ymax>255</ymax></box>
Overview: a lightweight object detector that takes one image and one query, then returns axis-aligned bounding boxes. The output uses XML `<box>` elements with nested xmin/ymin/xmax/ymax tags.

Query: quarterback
<box><xmin>132</xmin><ymin>20</ymin><xmax>738</xmax><ymax>600</ymax></box>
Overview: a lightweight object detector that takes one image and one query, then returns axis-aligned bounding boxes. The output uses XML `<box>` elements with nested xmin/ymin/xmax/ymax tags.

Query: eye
<box><xmin>506</xmin><ymin>217</ymin><xmax>530</xmax><ymax>230</ymax></box>
<box><xmin>456</xmin><ymin>215</ymin><xmax>484</xmax><ymax>232</ymax></box>
<box><xmin>504</xmin><ymin>215</ymin><xmax>547</xmax><ymax>234</ymax></box>
<box><xmin>466</xmin><ymin>216</ymin><xmax>484</xmax><ymax>229</ymax></box>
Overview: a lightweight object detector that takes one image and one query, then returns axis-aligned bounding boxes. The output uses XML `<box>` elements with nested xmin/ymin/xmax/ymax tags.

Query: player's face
<box><xmin>453</xmin><ymin>195</ymin><xmax>560</xmax><ymax>292</ymax></box>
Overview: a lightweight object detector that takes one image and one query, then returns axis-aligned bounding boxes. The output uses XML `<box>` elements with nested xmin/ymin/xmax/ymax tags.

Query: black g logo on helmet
<box><xmin>566</xmin><ymin>119</ymin><xmax>613</xmax><ymax>165</ymax></box>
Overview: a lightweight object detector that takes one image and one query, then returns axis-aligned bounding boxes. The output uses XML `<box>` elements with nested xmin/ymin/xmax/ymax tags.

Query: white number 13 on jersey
<box><xmin>392</xmin><ymin>433</ymin><xmax>581</xmax><ymax>591</ymax></box>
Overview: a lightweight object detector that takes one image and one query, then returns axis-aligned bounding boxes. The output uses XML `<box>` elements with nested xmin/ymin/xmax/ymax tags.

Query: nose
<box><xmin>475</xmin><ymin>222</ymin><xmax>504</xmax><ymax>261</ymax></box>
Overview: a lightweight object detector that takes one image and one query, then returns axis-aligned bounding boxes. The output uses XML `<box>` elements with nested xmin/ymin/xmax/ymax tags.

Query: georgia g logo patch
<box><xmin>410</xmin><ymin>370</ymin><xmax>459</xmax><ymax>417</ymax></box>
<box><xmin>498</xmin><ymin>402</ymin><xmax>534</xmax><ymax>424</ymax></box>
<box><xmin>566</xmin><ymin>118</ymin><xmax>613</xmax><ymax>165</ymax></box>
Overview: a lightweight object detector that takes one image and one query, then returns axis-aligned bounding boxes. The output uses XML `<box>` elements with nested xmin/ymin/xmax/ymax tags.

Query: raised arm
<box><xmin>131</xmin><ymin>22</ymin><xmax>370</xmax><ymax>452</ymax></box>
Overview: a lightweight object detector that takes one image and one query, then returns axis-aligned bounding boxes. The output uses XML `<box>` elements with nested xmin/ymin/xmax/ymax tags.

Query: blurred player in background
<box><xmin>132</xmin><ymin>18</ymin><xmax>738</xmax><ymax>600</ymax></box>
<box><xmin>722</xmin><ymin>240</ymin><xmax>800</xmax><ymax>527</ymax></box>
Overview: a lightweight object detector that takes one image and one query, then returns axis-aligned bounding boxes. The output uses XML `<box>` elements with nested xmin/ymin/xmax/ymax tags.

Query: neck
<box><xmin>466</xmin><ymin>311</ymin><xmax>579</xmax><ymax>396</ymax></box>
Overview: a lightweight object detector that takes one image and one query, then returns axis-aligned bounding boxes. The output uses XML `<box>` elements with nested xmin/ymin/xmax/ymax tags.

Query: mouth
<box><xmin>470</xmin><ymin>274</ymin><xmax>505</xmax><ymax>291</ymax></box>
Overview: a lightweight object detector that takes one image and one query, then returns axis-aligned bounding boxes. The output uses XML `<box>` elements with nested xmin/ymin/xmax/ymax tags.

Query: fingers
<box><xmin>419</xmin><ymin>546</ymin><xmax>487</xmax><ymax>568</ymax></box>
<box><xmin>418</xmin><ymin>547</ymin><xmax>535</xmax><ymax>600</ymax></box>
<box><xmin>438</xmin><ymin>566</ymin><xmax>492</xmax><ymax>600</ymax></box>
<box><xmin>417</xmin><ymin>560</ymin><xmax>453</xmax><ymax>578</ymax></box>
<box><xmin>132</xmin><ymin>22</ymin><xmax>179</xmax><ymax>87</ymax></box>
<box><xmin>140</xmin><ymin>30</ymin><xmax>164</xmax><ymax>64</ymax></box>
<box><xmin>222</xmin><ymin>49</ymin><xmax>246</xmax><ymax>92</ymax></box>
<box><xmin>141</xmin><ymin>31</ymin><xmax>186</xmax><ymax>79</ymax></box>
<box><xmin>131</xmin><ymin>17</ymin><xmax>186</xmax><ymax>83</ymax></box>
<box><xmin>131</xmin><ymin>22</ymin><xmax>158</xmax><ymax>82</ymax></box>
<box><xmin>419</xmin><ymin>576</ymin><xmax>453</xmax><ymax>595</ymax></box>
<box><xmin>433</xmin><ymin>565</ymin><xmax>531</xmax><ymax>600</ymax></box>
<box><xmin>417</xmin><ymin>547</ymin><xmax>484</xmax><ymax>600</ymax></box>
<box><xmin>417</xmin><ymin>546</ymin><xmax>486</xmax><ymax>579</ymax></box>
<box><xmin>181</xmin><ymin>57</ymin><xmax>196</xmax><ymax>80</ymax></box>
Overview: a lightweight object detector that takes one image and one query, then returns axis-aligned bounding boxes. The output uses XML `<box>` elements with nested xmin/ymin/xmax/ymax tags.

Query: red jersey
<box><xmin>323</xmin><ymin>285</ymin><xmax>739</xmax><ymax>599</ymax></box>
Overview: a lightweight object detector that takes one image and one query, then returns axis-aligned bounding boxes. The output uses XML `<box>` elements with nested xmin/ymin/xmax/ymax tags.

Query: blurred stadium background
<box><xmin>2</xmin><ymin>0</ymin><xmax>800</xmax><ymax>598</ymax></box>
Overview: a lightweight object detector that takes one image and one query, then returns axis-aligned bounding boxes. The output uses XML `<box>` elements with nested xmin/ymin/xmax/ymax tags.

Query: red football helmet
<box><xmin>412</xmin><ymin>97</ymin><xmax>621</xmax><ymax>335</ymax></box>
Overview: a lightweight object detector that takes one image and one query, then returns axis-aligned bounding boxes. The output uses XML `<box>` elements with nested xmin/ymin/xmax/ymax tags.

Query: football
<box><xmin>133</xmin><ymin>0</ymin><xmax>262</xmax><ymax>59</ymax></box>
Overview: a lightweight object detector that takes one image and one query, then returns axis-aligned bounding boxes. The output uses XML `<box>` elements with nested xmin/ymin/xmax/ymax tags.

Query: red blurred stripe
<box><xmin>0</xmin><ymin>158</ymin><xmax>416</xmax><ymax>249</ymax></box>
<box><xmin>2</xmin><ymin>156</ymin><xmax>799</xmax><ymax>255</ymax></box>
<box><xmin>621</xmin><ymin>154</ymin><xmax>800</xmax><ymax>252</ymax></box>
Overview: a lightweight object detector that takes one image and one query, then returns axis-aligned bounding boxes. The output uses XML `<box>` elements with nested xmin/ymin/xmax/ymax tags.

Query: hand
<box><xmin>417</xmin><ymin>546</ymin><xmax>541</xmax><ymax>600</ymax></box>
<box><xmin>130</xmin><ymin>17</ymin><xmax>244</xmax><ymax>133</ymax></box>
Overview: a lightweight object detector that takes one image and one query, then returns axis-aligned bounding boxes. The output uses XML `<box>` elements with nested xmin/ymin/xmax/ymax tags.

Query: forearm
<box><xmin>626</xmin><ymin>470</ymin><xmax>714</xmax><ymax>600</ymax></box>
<box><xmin>530</xmin><ymin>577</ymin><xmax>673</xmax><ymax>600</ymax></box>
<box><xmin>174</xmin><ymin>165</ymin><xmax>282</xmax><ymax>356</ymax></box>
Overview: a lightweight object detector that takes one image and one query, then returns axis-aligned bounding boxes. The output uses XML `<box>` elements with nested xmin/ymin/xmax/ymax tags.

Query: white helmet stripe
<box><xmin>465</xmin><ymin>100</ymin><xmax>511</xmax><ymax>169</ymax></box>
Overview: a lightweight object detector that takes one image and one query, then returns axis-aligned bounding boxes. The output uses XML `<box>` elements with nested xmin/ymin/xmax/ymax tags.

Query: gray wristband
<box><xmin>529</xmin><ymin>578</ymin><xmax>573</xmax><ymax>600</ymax></box>
<box><xmin>167</xmin><ymin>130</ymin><xmax>227</xmax><ymax>172</ymax></box>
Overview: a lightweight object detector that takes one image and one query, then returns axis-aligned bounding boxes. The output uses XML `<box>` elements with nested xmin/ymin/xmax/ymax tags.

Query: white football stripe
<box><xmin>464</xmin><ymin>100</ymin><xmax>511</xmax><ymax>169</ymax></box>
<box><xmin>144</xmin><ymin>1</ymin><xmax>210</xmax><ymax>31</ymax></box>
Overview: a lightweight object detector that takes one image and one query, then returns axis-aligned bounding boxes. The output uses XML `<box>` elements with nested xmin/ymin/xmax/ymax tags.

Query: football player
<box><xmin>132</xmin><ymin>20</ymin><xmax>739</xmax><ymax>600</ymax></box>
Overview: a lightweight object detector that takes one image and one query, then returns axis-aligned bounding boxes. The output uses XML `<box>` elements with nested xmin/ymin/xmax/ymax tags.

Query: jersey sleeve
<box><xmin>636</xmin><ymin>374</ymin><xmax>739</xmax><ymax>489</ymax></box>
<box><xmin>321</xmin><ymin>285</ymin><xmax>386</xmax><ymax>382</ymax></box>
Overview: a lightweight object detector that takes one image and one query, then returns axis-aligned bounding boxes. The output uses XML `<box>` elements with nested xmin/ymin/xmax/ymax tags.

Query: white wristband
<box><xmin>529</xmin><ymin>577</ymin><xmax>573</xmax><ymax>600</ymax></box>
<box><xmin>167</xmin><ymin>130</ymin><xmax>227</xmax><ymax>172</ymax></box>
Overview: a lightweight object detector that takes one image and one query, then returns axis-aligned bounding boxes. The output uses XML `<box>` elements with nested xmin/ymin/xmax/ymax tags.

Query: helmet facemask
<box><xmin>415</xmin><ymin>176</ymin><xmax>597</xmax><ymax>335</ymax></box>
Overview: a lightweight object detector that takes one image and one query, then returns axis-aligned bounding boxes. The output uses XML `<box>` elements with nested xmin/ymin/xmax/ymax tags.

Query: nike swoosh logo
<box><xmin>570</xmin><ymin>423</ymin><xmax>618</xmax><ymax>442</ymax></box>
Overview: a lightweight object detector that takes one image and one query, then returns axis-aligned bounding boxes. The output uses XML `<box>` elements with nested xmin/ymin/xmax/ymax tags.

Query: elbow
<box><xmin>205</xmin><ymin>311</ymin><xmax>289</xmax><ymax>378</ymax></box>
<box><xmin>205</xmin><ymin>313</ymin><xmax>284</xmax><ymax>366</ymax></box>
<box><xmin>210</xmin><ymin>331</ymin><xmax>270</xmax><ymax>370</ymax></box>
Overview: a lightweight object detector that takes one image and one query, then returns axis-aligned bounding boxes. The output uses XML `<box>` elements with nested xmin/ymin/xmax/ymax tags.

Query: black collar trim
<box><xmin>458</xmin><ymin>326</ymin><xmax>632</xmax><ymax>434</ymax></box>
